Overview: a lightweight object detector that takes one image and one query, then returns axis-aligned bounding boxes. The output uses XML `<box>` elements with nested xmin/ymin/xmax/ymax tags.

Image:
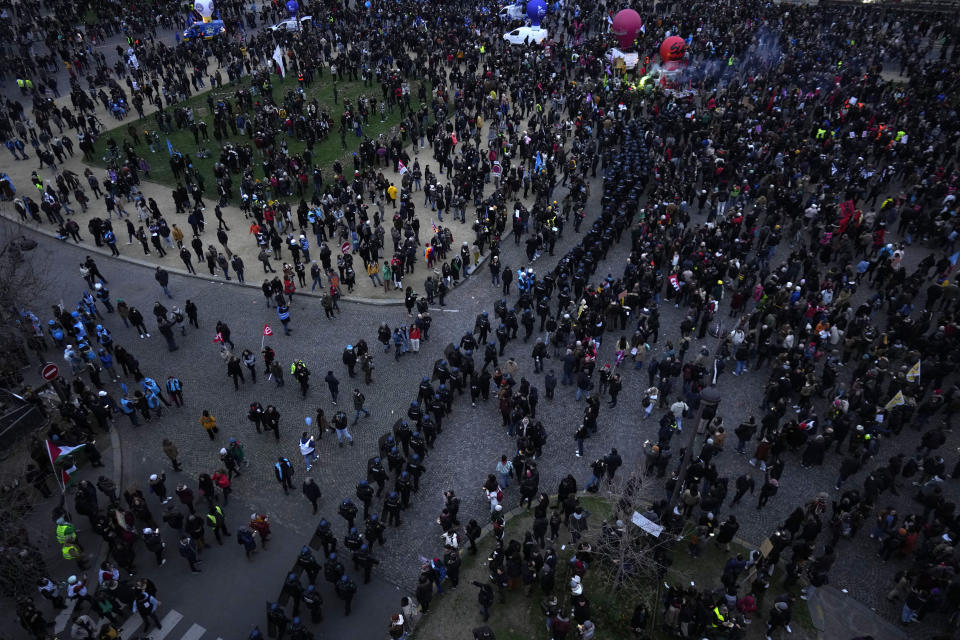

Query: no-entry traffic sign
<box><xmin>41</xmin><ymin>362</ymin><xmax>59</xmax><ymax>381</ymax></box>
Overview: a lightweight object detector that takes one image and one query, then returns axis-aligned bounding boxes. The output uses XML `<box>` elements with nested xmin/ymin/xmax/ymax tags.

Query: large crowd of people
<box><xmin>3</xmin><ymin>0</ymin><xmax>960</xmax><ymax>637</ymax></box>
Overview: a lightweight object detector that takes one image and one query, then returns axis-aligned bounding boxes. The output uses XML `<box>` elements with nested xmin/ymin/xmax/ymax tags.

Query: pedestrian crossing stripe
<box><xmin>121</xmin><ymin>609</ymin><xmax>183</xmax><ymax>640</ymax></box>
<box><xmin>117</xmin><ymin>609</ymin><xmax>222</xmax><ymax>640</ymax></box>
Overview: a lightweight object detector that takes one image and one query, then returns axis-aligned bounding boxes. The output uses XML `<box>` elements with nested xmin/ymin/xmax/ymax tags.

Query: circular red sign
<box><xmin>41</xmin><ymin>363</ymin><xmax>59</xmax><ymax>381</ymax></box>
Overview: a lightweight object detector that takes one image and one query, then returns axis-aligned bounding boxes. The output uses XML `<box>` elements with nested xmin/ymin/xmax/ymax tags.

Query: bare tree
<box><xmin>0</xmin><ymin>221</ymin><xmax>52</xmax><ymax>383</ymax></box>
<box><xmin>0</xmin><ymin>446</ymin><xmax>54</xmax><ymax>599</ymax></box>
<box><xmin>593</xmin><ymin>464</ymin><xmax>680</xmax><ymax>599</ymax></box>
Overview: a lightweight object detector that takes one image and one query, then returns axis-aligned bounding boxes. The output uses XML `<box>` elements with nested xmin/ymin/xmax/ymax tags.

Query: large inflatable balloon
<box><xmin>194</xmin><ymin>0</ymin><xmax>215</xmax><ymax>23</ymax></box>
<box><xmin>285</xmin><ymin>0</ymin><xmax>298</xmax><ymax>16</ymax></box>
<box><xmin>527</xmin><ymin>0</ymin><xmax>547</xmax><ymax>27</ymax></box>
<box><xmin>611</xmin><ymin>9</ymin><xmax>642</xmax><ymax>50</ymax></box>
<box><xmin>660</xmin><ymin>35</ymin><xmax>686</xmax><ymax>62</ymax></box>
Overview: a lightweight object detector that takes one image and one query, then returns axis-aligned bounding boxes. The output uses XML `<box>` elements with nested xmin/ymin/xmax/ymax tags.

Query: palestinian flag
<box><xmin>46</xmin><ymin>440</ymin><xmax>86</xmax><ymax>465</ymax></box>
<box><xmin>61</xmin><ymin>463</ymin><xmax>78</xmax><ymax>488</ymax></box>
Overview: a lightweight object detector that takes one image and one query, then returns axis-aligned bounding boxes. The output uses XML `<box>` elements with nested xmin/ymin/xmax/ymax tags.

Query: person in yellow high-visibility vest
<box><xmin>711</xmin><ymin>604</ymin><xmax>728</xmax><ymax>627</ymax></box>
<box><xmin>56</xmin><ymin>519</ymin><xmax>78</xmax><ymax>545</ymax></box>
<box><xmin>62</xmin><ymin>541</ymin><xmax>88</xmax><ymax>569</ymax></box>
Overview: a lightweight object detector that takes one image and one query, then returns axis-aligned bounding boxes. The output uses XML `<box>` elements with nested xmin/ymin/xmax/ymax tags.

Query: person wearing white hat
<box><xmin>66</xmin><ymin>574</ymin><xmax>94</xmax><ymax>610</ymax></box>
<box><xmin>143</xmin><ymin>528</ymin><xmax>167</xmax><ymax>566</ymax></box>
<box><xmin>148</xmin><ymin>473</ymin><xmax>171</xmax><ymax>504</ymax></box>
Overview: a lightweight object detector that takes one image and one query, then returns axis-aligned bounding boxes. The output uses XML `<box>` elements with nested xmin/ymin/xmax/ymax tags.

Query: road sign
<box><xmin>341</xmin><ymin>241</ymin><xmax>351</xmax><ymax>254</ymax></box>
<box><xmin>41</xmin><ymin>362</ymin><xmax>59</xmax><ymax>381</ymax></box>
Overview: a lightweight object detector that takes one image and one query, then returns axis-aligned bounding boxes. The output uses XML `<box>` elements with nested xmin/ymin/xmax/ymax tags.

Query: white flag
<box><xmin>272</xmin><ymin>45</ymin><xmax>286</xmax><ymax>78</ymax></box>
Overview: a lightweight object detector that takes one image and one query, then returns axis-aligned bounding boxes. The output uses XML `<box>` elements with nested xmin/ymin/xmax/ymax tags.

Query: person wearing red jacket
<box><xmin>409</xmin><ymin>325</ymin><xmax>421</xmax><ymax>352</ymax></box>
<box><xmin>250</xmin><ymin>513</ymin><xmax>271</xmax><ymax>549</ymax></box>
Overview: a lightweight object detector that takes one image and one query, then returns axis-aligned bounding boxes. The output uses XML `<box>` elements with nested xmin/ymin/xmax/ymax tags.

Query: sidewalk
<box><xmin>807</xmin><ymin>585</ymin><xmax>908</xmax><ymax>640</ymax></box>
<box><xmin>0</xmin><ymin>58</ymin><xmax>547</xmax><ymax>305</ymax></box>
<box><xmin>0</xmin><ymin>420</ymin><xmax>123</xmax><ymax>635</ymax></box>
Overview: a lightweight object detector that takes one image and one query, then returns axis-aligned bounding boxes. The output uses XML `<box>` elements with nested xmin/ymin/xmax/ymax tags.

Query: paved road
<box><xmin>6</xmin><ymin>151</ymin><xmax>957</xmax><ymax>640</ymax></box>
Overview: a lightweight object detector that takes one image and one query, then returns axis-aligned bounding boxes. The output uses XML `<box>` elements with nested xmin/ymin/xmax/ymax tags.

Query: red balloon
<box><xmin>660</xmin><ymin>36</ymin><xmax>686</xmax><ymax>62</ymax></box>
<box><xmin>611</xmin><ymin>9</ymin><xmax>642</xmax><ymax>50</ymax></box>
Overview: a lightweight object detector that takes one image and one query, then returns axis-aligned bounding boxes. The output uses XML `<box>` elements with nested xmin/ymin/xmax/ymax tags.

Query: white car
<box><xmin>606</xmin><ymin>48</ymin><xmax>639</xmax><ymax>70</ymax></box>
<box><xmin>503</xmin><ymin>26</ymin><xmax>548</xmax><ymax>45</ymax></box>
<box><xmin>498</xmin><ymin>3</ymin><xmax>526</xmax><ymax>20</ymax></box>
<box><xmin>270</xmin><ymin>15</ymin><xmax>312</xmax><ymax>31</ymax></box>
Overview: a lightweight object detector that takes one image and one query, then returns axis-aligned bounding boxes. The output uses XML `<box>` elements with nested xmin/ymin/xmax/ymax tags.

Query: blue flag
<box><xmin>166</xmin><ymin>138</ymin><xmax>174</xmax><ymax>157</ymax></box>
<box><xmin>950</xmin><ymin>252</ymin><xmax>959</xmax><ymax>266</ymax></box>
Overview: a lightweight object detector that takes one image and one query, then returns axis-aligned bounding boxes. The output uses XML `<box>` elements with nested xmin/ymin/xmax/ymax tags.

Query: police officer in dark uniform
<box><xmin>301</xmin><ymin>585</ymin><xmax>323</xmax><ymax>624</ymax></box>
<box><xmin>355</xmin><ymin>481</ymin><xmax>374</xmax><ymax>519</ymax></box>
<box><xmin>386</xmin><ymin>446</ymin><xmax>405</xmax><ymax>477</ymax></box>
<box><xmin>266</xmin><ymin>602</ymin><xmax>289</xmax><ymax>639</ymax></box>
<box><xmin>384</xmin><ymin>491</ymin><xmax>402</xmax><ymax>527</ymax></box>
<box><xmin>430</xmin><ymin>393</ymin><xmax>447</xmax><ymax>431</ymax></box>
<box><xmin>367</xmin><ymin>457</ymin><xmax>388</xmax><ymax>496</ymax></box>
<box><xmin>337</xmin><ymin>498</ymin><xmax>358</xmax><ymax>530</ymax></box>
<box><xmin>406</xmin><ymin>401</ymin><xmax>423</xmax><ymax>425</ymax></box>
<box><xmin>323</xmin><ymin>553</ymin><xmax>344</xmax><ymax>585</ymax></box>
<box><xmin>343</xmin><ymin>527</ymin><xmax>363</xmax><ymax>553</ymax></box>
<box><xmin>396</xmin><ymin>472</ymin><xmax>413</xmax><ymax>508</ymax></box>
<box><xmin>334</xmin><ymin>575</ymin><xmax>357</xmax><ymax>616</ymax></box>
<box><xmin>410</xmin><ymin>431</ymin><xmax>427</xmax><ymax>458</ymax></box>
<box><xmin>352</xmin><ymin>543</ymin><xmax>380</xmax><ymax>584</ymax></box>
<box><xmin>297</xmin><ymin>547</ymin><xmax>321</xmax><ymax>584</ymax></box>
<box><xmin>281</xmin><ymin>573</ymin><xmax>303</xmax><ymax>616</ymax></box>
<box><xmin>421</xmin><ymin>415</ymin><xmax>438</xmax><ymax>447</ymax></box>
<box><xmin>483</xmin><ymin>341</ymin><xmax>498</xmax><ymax>370</ymax></box>
<box><xmin>314</xmin><ymin>519</ymin><xmax>337</xmax><ymax>556</ymax></box>
<box><xmin>406</xmin><ymin>455</ymin><xmax>425</xmax><ymax>491</ymax></box>
<box><xmin>364</xmin><ymin>513</ymin><xmax>386</xmax><ymax>548</ymax></box>
<box><xmin>287</xmin><ymin>617</ymin><xmax>312</xmax><ymax>640</ymax></box>
<box><xmin>474</xmin><ymin>311</ymin><xmax>491</xmax><ymax>344</ymax></box>
<box><xmin>394</xmin><ymin>420</ymin><xmax>413</xmax><ymax>456</ymax></box>
<box><xmin>417</xmin><ymin>377</ymin><xmax>435</xmax><ymax>403</ymax></box>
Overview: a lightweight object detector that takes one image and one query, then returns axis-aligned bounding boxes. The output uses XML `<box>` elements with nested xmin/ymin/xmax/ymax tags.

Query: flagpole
<box><xmin>46</xmin><ymin>441</ymin><xmax>65</xmax><ymax>494</ymax></box>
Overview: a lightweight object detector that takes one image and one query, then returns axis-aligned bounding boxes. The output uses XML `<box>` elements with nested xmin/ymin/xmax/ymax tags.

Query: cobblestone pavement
<box><xmin>7</xmin><ymin>81</ymin><xmax>956</xmax><ymax>634</ymax></box>
<box><xmin>18</xmin><ymin>166</ymin><xmax>957</xmax><ymax>637</ymax></box>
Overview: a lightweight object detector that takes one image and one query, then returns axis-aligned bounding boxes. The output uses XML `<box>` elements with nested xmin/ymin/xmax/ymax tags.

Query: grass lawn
<box><xmin>412</xmin><ymin>495</ymin><xmax>816</xmax><ymax>640</ymax></box>
<box><xmin>88</xmin><ymin>72</ymin><xmax>423</xmax><ymax>194</ymax></box>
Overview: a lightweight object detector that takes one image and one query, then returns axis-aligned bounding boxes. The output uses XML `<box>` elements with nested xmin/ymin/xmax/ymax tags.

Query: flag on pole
<box><xmin>534</xmin><ymin>152</ymin><xmax>544</xmax><ymax>174</ymax></box>
<box><xmin>263</xmin><ymin>324</ymin><xmax>273</xmax><ymax>337</ymax></box>
<box><xmin>398</xmin><ymin>160</ymin><xmax>407</xmax><ymax>175</ymax></box>
<box><xmin>166</xmin><ymin>137</ymin><xmax>174</xmax><ymax>157</ymax></box>
<box><xmin>884</xmin><ymin>391</ymin><xmax>905</xmax><ymax>412</ymax></box>
<box><xmin>906</xmin><ymin>360</ymin><xmax>921</xmax><ymax>383</ymax></box>
<box><xmin>950</xmin><ymin>252</ymin><xmax>959</xmax><ymax>266</ymax></box>
<box><xmin>272</xmin><ymin>45</ymin><xmax>286</xmax><ymax>77</ymax></box>
<box><xmin>46</xmin><ymin>440</ymin><xmax>86</xmax><ymax>465</ymax></box>
<box><xmin>213</xmin><ymin>332</ymin><xmax>224</xmax><ymax>343</ymax></box>
<box><xmin>61</xmin><ymin>464</ymin><xmax>78</xmax><ymax>488</ymax></box>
